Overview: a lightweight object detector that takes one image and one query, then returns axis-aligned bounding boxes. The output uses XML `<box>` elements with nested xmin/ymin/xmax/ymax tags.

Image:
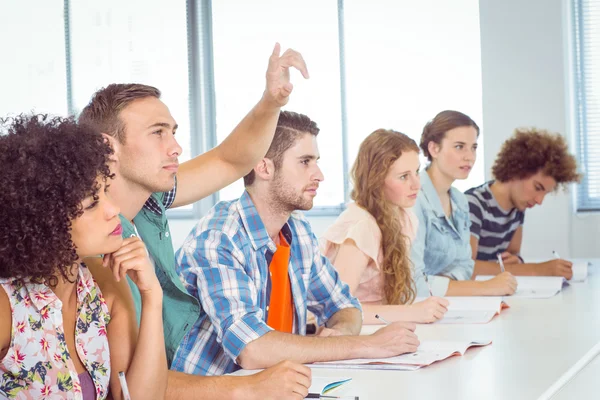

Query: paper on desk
<box><xmin>414</xmin><ymin>296</ymin><xmax>508</xmax><ymax>324</ymax></box>
<box><xmin>476</xmin><ymin>275</ymin><xmax>567</xmax><ymax>298</ymax></box>
<box><xmin>311</xmin><ymin>339</ymin><xmax>491</xmax><ymax>371</ymax></box>
<box><xmin>570</xmin><ymin>261</ymin><xmax>589</xmax><ymax>282</ymax></box>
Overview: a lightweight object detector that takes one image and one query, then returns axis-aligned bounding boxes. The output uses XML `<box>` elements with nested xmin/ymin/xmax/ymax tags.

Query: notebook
<box><xmin>570</xmin><ymin>260</ymin><xmax>589</xmax><ymax>282</ymax></box>
<box><xmin>413</xmin><ymin>296</ymin><xmax>508</xmax><ymax>324</ymax></box>
<box><xmin>311</xmin><ymin>339</ymin><xmax>492</xmax><ymax>371</ymax></box>
<box><xmin>476</xmin><ymin>275</ymin><xmax>568</xmax><ymax>298</ymax></box>
<box><xmin>306</xmin><ymin>377</ymin><xmax>353</xmax><ymax>398</ymax></box>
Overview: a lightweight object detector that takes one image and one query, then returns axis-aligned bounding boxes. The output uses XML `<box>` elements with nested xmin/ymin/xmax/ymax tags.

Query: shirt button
<box><xmin>165</xmin><ymin>232</ymin><xmax>170</xmax><ymax>238</ymax></box>
<box><xmin>269</xmin><ymin>272</ymin><xmax>273</xmax><ymax>277</ymax></box>
<box><xmin>266</xmin><ymin>306</ymin><xmax>270</xmax><ymax>311</ymax></box>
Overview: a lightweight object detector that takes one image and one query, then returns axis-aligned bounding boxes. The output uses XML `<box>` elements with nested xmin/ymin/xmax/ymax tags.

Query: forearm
<box><xmin>125</xmin><ymin>292</ymin><xmax>167</xmax><ymax>400</ymax></box>
<box><xmin>324</xmin><ymin>307</ymin><xmax>362</xmax><ymax>335</ymax></box>
<box><xmin>238</xmin><ymin>331</ymin><xmax>369</xmax><ymax>369</ymax></box>
<box><xmin>445</xmin><ymin>280</ymin><xmax>492</xmax><ymax>296</ymax></box>
<box><xmin>216</xmin><ymin>97</ymin><xmax>280</xmax><ymax>169</ymax></box>
<box><xmin>473</xmin><ymin>260</ymin><xmax>541</xmax><ymax>277</ymax></box>
<box><xmin>166</xmin><ymin>370</ymin><xmax>247</xmax><ymax>400</ymax></box>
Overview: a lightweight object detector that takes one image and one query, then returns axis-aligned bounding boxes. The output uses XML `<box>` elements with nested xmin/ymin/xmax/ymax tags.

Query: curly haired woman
<box><xmin>465</xmin><ymin>128</ymin><xmax>581</xmax><ymax>278</ymax></box>
<box><xmin>0</xmin><ymin>115</ymin><xmax>166</xmax><ymax>399</ymax></box>
<box><xmin>320</xmin><ymin>129</ymin><xmax>449</xmax><ymax>324</ymax></box>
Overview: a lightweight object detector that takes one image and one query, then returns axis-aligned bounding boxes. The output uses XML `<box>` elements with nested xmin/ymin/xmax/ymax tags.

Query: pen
<box><xmin>306</xmin><ymin>395</ymin><xmax>359</xmax><ymax>399</ymax></box>
<box><xmin>552</xmin><ymin>250</ymin><xmax>561</xmax><ymax>259</ymax></box>
<box><xmin>375</xmin><ymin>314</ymin><xmax>390</xmax><ymax>325</ymax></box>
<box><xmin>118</xmin><ymin>371</ymin><xmax>132</xmax><ymax>400</ymax></box>
<box><xmin>422</xmin><ymin>271</ymin><xmax>434</xmax><ymax>297</ymax></box>
<box><xmin>496</xmin><ymin>253</ymin><xmax>505</xmax><ymax>273</ymax></box>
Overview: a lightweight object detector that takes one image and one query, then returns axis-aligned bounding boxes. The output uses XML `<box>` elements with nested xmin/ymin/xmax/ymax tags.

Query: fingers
<box><xmin>271</xmin><ymin>42</ymin><xmax>281</xmax><ymax>58</ymax></box>
<box><xmin>279</xmin><ymin>48</ymin><xmax>310</xmax><ymax>79</ymax></box>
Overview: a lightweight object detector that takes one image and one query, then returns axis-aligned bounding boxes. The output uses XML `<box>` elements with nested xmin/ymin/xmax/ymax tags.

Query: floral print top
<box><xmin>0</xmin><ymin>264</ymin><xmax>111</xmax><ymax>399</ymax></box>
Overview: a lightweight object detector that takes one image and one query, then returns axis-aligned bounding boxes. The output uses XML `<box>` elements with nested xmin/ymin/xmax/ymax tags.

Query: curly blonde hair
<box><xmin>351</xmin><ymin>129</ymin><xmax>420</xmax><ymax>305</ymax></box>
<box><xmin>492</xmin><ymin>128</ymin><xmax>581</xmax><ymax>188</ymax></box>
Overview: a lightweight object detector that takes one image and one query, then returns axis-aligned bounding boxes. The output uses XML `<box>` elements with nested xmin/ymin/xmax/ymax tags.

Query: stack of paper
<box><xmin>311</xmin><ymin>339</ymin><xmax>492</xmax><ymax>371</ymax></box>
<box><xmin>413</xmin><ymin>297</ymin><xmax>508</xmax><ymax>324</ymax></box>
<box><xmin>476</xmin><ymin>275</ymin><xmax>567</xmax><ymax>298</ymax></box>
<box><xmin>570</xmin><ymin>261</ymin><xmax>589</xmax><ymax>282</ymax></box>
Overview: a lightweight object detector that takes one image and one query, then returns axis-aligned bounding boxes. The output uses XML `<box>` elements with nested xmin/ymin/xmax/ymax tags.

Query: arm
<box><xmin>410</xmin><ymin>200</ymin><xmax>450</xmax><ymax>296</ymax></box>
<box><xmin>238</xmin><ymin>322</ymin><xmax>419</xmax><ymax>370</ymax></box>
<box><xmin>94</xmin><ymin>238</ymin><xmax>167</xmax><ymax>400</ymax></box>
<box><xmin>171</xmin><ymin>44</ymin><xmax>309</xmax><ymax>208</ymax></box>
<box><xmin>0</xmin><ymin>285</ymin><xmax>10</xmax><ymax>361</ymax></box>
<box><xmin>332</xmin><ymin>240</ymin><xmax>447</xmax><ymax>324</ymax></box>
<box><xmin>166</xmin><ymin>361</ymin><xmax>311</xmax><ymax>400</ymax></box>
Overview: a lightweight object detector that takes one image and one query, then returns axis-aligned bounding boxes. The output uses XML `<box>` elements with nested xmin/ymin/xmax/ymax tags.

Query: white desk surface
<box><xmin>313</xmin><ymin>263</ymin><xmax>600</xmax><ymax>400</ymax></box>
<box><xmin>551</xmin><ymin>348</ymin><xmax>600</xmax><ymax>399</ymax></box>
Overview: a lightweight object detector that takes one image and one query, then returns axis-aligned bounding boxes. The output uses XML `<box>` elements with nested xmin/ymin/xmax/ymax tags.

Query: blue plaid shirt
<box><xmin>171</xmin><ymin>191</ymin><xmax>361</xmax><ymax>376</ymax></box>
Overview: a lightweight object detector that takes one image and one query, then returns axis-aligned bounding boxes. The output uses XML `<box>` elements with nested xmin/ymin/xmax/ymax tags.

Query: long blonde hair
<box><xmin>351</xmin><ymin>129</ymin><xmax>419</xmax><ymax>305</ymax></box>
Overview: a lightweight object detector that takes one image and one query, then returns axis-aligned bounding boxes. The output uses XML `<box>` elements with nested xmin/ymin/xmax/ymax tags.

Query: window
<box><xmin>571</xmin><ymin>0</ymin><xmax>600</xmax><ymax>211</ymax></box>
<box><xmin>211</xmin><ymin>0</ymin><xmax>345</xmax><ymax>207</ymax></box>
<box><xmin>343</xmin><ymin>0</ymin><xmax>484</xmax><ymax>193</ymax></box>
<box><xmin>0</xmin><ymin>1</ymin><xmax>67</xmax><ymax>116</ymax></box>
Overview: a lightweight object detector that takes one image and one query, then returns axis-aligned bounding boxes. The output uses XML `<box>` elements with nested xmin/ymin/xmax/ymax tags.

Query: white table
<box><xmin>550</xmin><ymin>346</ymin><xmax>600</xmax><ymax>399</ymax></box>
<box><xmin>312</xmin><ymin>264</ymin><xmax>600</xmax><ymax>400</ymax></box>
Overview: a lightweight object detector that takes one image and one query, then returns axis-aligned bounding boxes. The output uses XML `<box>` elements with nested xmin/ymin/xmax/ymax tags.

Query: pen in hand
<box><xmin>118</xmin><ymin>371</ymin><xmax>132</xmax><ymax>400</ymax></box>
<box><xmin>552</xmin><ymin>250</ymin><xmax>561</xmax><ymax>260</ymax></box>
<box><xmin>422</xmin><ymin>271</ymin><xmax>434</xmax><ymax>297</ymax></box>
<box><xmin>375</xmin><ymin>314</ymin><xmax>390</xmax><ymax>325</ymax></box>
<box><xmin>496</xmin><ymin>252</ymin><xmax>506</xmax><ymax>273</ymax></box>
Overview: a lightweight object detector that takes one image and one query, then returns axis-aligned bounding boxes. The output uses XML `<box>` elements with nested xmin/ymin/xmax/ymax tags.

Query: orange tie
<box><xmin>266</xmin><ymin>232</ymin><xmax>294</xmax><ymax>333</ymax></box>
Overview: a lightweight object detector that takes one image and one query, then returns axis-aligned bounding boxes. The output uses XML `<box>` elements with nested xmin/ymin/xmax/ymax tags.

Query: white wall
<box><xmin>478</xmin><ymin>0</ymin><xmax>600</xmax><ymax>259</ymax></box>
<box><xmin>172</xmin><ymin>0</ymin><xmax>600</xmax><ymax>259</ymax></box>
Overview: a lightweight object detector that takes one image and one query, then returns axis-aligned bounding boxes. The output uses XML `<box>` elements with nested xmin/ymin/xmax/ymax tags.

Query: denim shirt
<box><xmin>411</xmin><ymin>170</ymin><xmax>475</xmax><ymax>296</ymax></box>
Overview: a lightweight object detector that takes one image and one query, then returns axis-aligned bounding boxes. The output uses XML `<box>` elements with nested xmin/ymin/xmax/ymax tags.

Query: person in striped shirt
<box><xmin>173</xmin><ymin>111</ymin><xmax>420</xmax><ymax>379</ymax></box>
<box><xmin>466</xmin><ymin>128</ymin><xmax>581</xmax><ymax>278</ymax></box>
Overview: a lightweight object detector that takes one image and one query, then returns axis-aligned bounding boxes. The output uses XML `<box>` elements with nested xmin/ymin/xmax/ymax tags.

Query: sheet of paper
<box><xmin>476</xmin><ymin>275</ymin><xmax>565</xmax><ymax>298</ymax></box>
<box><xmin>312</xmin><ymin>340</ymin><xmax>491</xmax><ymax>370</ymax></box>
<box><xmin>412</xmin><ymin>296</ymin><xmax>506</xmax><ymax>324</ymax></box>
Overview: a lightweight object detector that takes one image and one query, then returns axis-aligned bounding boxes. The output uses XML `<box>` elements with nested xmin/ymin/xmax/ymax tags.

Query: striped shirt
<box><xmin>171</xmin><ymin>191</ymin><xmax>361</xmax><ymax>376</ymax></box>
<box><xmin>465</xmin><ymin>181</ymin><xmax>525</xmax><ymax>261</ymax></box>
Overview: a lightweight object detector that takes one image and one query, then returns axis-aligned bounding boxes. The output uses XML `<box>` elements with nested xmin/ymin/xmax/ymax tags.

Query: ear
<box><xmin>254</xmin><ymin>158</ymin><xmax>276</xmax><ymax>182</ymax></box>
<box><xmin>102</xmin><ymin>133</ymin><xmax>120</xmax><ymax>163</ymax></box>
<box><xmin>427</xmin><ymin>141</ymin><xmax>441</xmax><ymax>160</ymax></box>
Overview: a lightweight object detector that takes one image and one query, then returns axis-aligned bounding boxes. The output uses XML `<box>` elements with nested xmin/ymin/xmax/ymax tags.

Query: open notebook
<box><xmin>311</xmin><ymin>339</ymin><xmax>491</xmax><ymax>371</ymax></box>
<box><xmin>413</xmin><ymin>296</ymin><xmax>508</xmax><ymax>324</ymax></box>
<box><xmin>476</xmin><ymin>275</ymin><xmax>568</xmax><ymax>298</ymax></box>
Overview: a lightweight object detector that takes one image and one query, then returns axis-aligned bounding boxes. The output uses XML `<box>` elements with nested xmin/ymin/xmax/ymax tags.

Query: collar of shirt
<box><xmin>236</xmin><ymin>190</ymin><xmax>294</xmax><ymax>254</ymax></box>
<box><xmin>420</xmin><ymin>169</ymin><xmax>469</xmax><ymax>218</ymax></box>
<box><xmin>25</xmin><ymin>264</ymin><xmax>94</xmax><ymax>312</ymax></box>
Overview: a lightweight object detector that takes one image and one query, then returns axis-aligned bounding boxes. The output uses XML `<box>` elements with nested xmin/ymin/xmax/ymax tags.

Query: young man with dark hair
<box><xmin>466</xmin><ymin>128</ymin><xmax>581</xmax><ymax>278</ymax></box>
<box><xmin>173</xmin><ymin>111</ymin><xmax>420</xmax><ymax>377</ymax></box>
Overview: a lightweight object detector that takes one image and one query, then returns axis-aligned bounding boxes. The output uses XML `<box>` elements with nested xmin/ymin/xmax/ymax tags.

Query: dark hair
<box><xmin>420</xmin><ymin>110</ymin><xmax>480</xmax><ymax>161</ymax></box>
<box><xmin>0</xmin><ymin>115</ymin><xmax>114</xmax><ymax>285</ymax></box>
<box><xmin>243</xmin><ymin>111</ymin><xmax>319</xmax><ymax>186</ymax></box>
<box><xmin>492</xmin><ymin>128</ymin><xmax>581</xmax><ymax>188</ymax></box>
<box><xmin>78</xmin><ymin>83</ymin><xmax>161</xmax><ymax>143</ymax></box>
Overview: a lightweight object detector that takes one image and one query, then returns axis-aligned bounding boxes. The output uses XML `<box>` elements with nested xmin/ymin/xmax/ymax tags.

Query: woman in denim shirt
<box><xmin>411</xmin><ymin>111</ymin><xmax>518</xmax><ymax>297</ymax></box>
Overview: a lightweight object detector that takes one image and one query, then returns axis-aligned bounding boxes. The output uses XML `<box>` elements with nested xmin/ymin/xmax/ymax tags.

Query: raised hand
<box><xmin>263</xmin><ymin>43</ymin><xmax>309</xmax><ymax>107</ymax></box>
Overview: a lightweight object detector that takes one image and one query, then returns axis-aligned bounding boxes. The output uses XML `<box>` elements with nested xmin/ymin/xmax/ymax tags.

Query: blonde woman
<box><xmin>321</xmin><ymin>129</ymin><xmax>448</xmax><ymax>324</ymax></box>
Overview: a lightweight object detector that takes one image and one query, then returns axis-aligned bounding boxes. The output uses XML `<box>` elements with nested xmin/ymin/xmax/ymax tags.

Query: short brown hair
<box><xmin>492</xmin><ymin>128</ymin><xmax>581</xmax><ymax>188</ymax></box>
<box><xmin>420</xmin><ymin>110</ymin><xmax>480</xmax><ymax>161</ymax></box>
<box><xmin>243</xmin><ymin>111</ymin><xmax>319</xmax><ymax>186</ymax></box>
<box><xmin>78</xmin><ymin>83</ymin><xmax>161</xmax><ymax>143</ymax></box>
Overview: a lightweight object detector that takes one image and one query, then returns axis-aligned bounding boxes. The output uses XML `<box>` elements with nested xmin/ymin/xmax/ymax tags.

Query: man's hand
<box><xmin>500</xmin><ymin>252</ymin><xmax>522</xmax><ymax>265</ymax></box>
<box><xmin>362</xmin><ymin>322</ymin><xmax>420</xmax><ymax>358</ymax></box>
<box><xmin>539</xmin><ymin>259</ymin><xmax>573</xmax><ymax>279</ymax></box>
<box><xmin>241</xmin><ymin>361</ymin><xmax>311</xmax><ymax>400</ymax></box>
<box><xmin>263</xmin><ymin>43</ymin><xmax>309</xmax><ymax>107</ymax></box>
